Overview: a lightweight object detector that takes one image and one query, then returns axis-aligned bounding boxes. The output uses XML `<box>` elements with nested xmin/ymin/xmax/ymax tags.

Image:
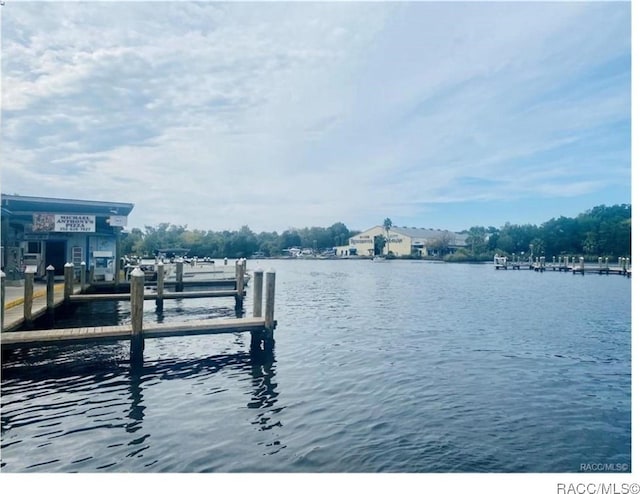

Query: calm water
<box><xmin>1</xmin><ymin>260</ymin><xmax>631</xmax><ymax>473</ymax></box>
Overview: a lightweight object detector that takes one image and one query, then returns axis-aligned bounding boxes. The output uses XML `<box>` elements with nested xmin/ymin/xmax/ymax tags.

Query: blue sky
<box><xmin>1</xmin><ymin>0</ymin><xmax>631</xmax><ymax>234</ymax></box>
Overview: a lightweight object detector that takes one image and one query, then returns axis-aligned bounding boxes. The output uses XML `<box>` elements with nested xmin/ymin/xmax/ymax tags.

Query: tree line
<box><xmin>453</xmin><ymin>204</ymin><xmax>631</xmax><ymax>262</ymax></box>
<box><xmin>120</xmin><ymin>222</ymin><xmax>358</xmax><ymax>259</ymax></box>
<box><xmin>120</xmin><ymin>204</ymin><xmax>631</xmax><ymax>261</ymax></box>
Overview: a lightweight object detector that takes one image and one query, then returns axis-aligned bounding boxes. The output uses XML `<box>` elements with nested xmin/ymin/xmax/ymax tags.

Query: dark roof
<box><xmin>1</xmin><ymin>194</ymin><xmax>134</xmax><ymax>216</ymax></box>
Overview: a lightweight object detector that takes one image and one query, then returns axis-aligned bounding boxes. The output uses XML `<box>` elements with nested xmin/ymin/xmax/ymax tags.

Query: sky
<box><xmin>0</xmin><ymin>0</ymin><xmax>632</xmax><ymax>234</ymax></box>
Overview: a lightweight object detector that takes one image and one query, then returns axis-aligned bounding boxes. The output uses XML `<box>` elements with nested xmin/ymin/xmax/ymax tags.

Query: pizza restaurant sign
<box><xmin>33</xmin><ymin>214</ymin><xmax>96</xmax><ymax>233</ymax></box>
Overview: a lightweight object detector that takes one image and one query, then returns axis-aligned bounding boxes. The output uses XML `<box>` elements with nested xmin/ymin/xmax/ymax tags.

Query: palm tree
<box><xmin>383</xmin><ymin>218</ymin><xmax>392</xmax><ymax>256</ymax></box>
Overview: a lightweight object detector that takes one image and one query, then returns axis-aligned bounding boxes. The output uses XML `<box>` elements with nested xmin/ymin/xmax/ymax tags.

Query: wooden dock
<box><xmin>0</xmin><ymin>317</ymin><xmax>269</xmax><ymax>350</ymax></box>
<box><xmin>2</xmin><ymin>260</ymin><xmax>277</xmax><ymax>360</ymax></box>
<box><xmin>494</xmin><ymin>255</ymin><xmax>631</xmax><ymax>277</ymax></box>
<box><xmin>2</xmin><ymin>279</ymin><xmax>80</xmax><ymax>332</ymax></box>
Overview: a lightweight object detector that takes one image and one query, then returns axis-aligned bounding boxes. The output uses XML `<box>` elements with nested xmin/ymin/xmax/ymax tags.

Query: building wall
<box><xmin>346</xmin><ymin>226</ymin><xmax>413</xmax><ymax>256</ymax></box>
<box><xmin>343</xmin><ymin>226</ymin><xmax>468</xmax><ymax>257</ymax></box>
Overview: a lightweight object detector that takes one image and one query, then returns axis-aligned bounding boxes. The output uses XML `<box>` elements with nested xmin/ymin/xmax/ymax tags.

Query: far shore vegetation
<box><xmin>121</xmin><ymin>204</ymin><xmax>631</xmax><ymax>262</ymax></box>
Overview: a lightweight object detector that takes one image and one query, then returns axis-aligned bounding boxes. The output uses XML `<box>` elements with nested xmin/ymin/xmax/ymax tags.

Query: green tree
<box><xmin>383</xmin><ymin>218</ymin><xmax>393</xmax><ymax>255</ymax></box>
<box><xmin>465</xmin><ymin>226</ymin><xmax>487</xmax><ymax>255</ymax></box>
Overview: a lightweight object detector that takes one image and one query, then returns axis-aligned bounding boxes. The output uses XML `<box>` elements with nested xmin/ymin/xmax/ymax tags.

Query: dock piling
<box><xmin>46</xmin><ymin>265</ymin><xmax>55</xmax><ymax>324</ymax></box>
<box><xmin>1</xmin><ymin>270</ymin><xmax>5</xmax><ymax>330</ymax></box>
<box><xmin>250</xmin><ymin>269</ymin><xmax>264</xmax><ymax>351</ymax></box>
<box><xmin>263</xmin><ymin>270</ymin><xmax>276</xmax><ymax>350</ymax></box>
<box><xmin>80</xmin><ymin>261</ymin><xmax>87</xmax><ymax>292</ymax></box>
<box><xmin>252</xmin><ymin>269</ymin><xmax>264</xmax><ymax>318</ymax></box>
<box><xmin>130</xmin><ymin>267</ymin><xmax>145</xmax><ymax>361</ymax></box>
<box><xmin>64</xmin><ymin>263</ymin><xmax>74</xmax><ymax>302</ymax></box>
<box><xmin>235</xmin><ymin>259</ymin><xmax>245</xmax><ymax>312</ymax></box>
<box><xmin>265</xmin><ymin>270</ymin><xmax>276</xmax><ymax>331</ymax></box>
<box><xmin>23</xmin><ymin>270</ymin><xmax>34</xmax><ymax>328</ymax></box>
<box><xmin>175</xmin><ymin>260</ymin><xmax>184</xmax><ymax>292</ymax></box>
<box><xmin>156</xmin><ymin>261</ymin><xmax>164</xmax><ymax>310</ymax></box>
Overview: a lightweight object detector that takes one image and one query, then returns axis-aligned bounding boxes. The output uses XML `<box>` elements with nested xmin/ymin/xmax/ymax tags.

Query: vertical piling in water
<box><xmin>80</xmin><ymin>261</ymin><xmax>87</xmax><ymax>292</ymax></box>
<box><xmin>46</xmin><ymin>265</ymin><xmax>55</xmax><ymax>325</ymax></box>
<box><xmin>0</xmin><ymin>270</ymin><xmax>5</xmax><ymax>330</ymax></box>
<box><xmin>224</xmin><ymin>257</ymin><xmax>228</xmax><ymax>266</ymax></box>
<box><xmin>175</xmin><ymin>260</ymin><xmax>184</xmax><ymax>292</ymax></box>
<box><xmin>250</xmin><ymin>269</ymin><xmax>264</xmax><ymax>350</ymax></box>
<box><xmin>579</xmin><ymin>256</ymin><xmax>585</xmax><ymax>275</ymax></box>
<box><xmin>253</xmin><ymin>269</ymin><xmax>264</xmax><ymax>318</ymax></box>
<box><xmin>89</xmin><ymin>264</ymin><xmax>95</xmax><ymax>284</ymax></box>
<box><xmin>23</xmin><ymin>270</ymin><xmax>34</xmax><ymax>328</ymax></box>
<box><xmin>130</xmin><ymin>267</ymin><xmax>145</xmax><ymax>363</ymax></box>
<box><xmin>605</xmin><ymin>257</ymin><xmax>609</xmax><ymax>273</ymax></box>
<box><xmin>64</xmin><ymin>262</ymin><xmax>74</xmax><ymax>302</ymax></box>
<box><xmin>264</xmin><ymin>270</ymin><xmax>276</xmax><ymax>349</ymax></box>
<box><xmin>235</xmin><ymin>259</ymin><xmax>245</xmax><ymax>312</ymax></box>
<box><xmin>156</xmin><ymin>261</ymin><xmax>164</xmax><ymax>310</ymax></box>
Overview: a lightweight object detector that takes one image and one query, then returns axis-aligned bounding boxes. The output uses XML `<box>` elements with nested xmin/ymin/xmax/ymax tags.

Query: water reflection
<box><xmin>248</xmin><ymin>348</ymin><xmax>285</xmax><ymax>456</ymax></box>
<box><xmin>1</xmin><ymin>342</ymin><xmax>280</xmax><ymax>471</ymax></box>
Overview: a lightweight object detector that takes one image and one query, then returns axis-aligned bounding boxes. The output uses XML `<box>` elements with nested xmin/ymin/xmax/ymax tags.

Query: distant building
<box><xmin>1</xmin><ymin>194</ymin><xmax>134</xmax><ymax>281</ymax></box>
<box><xmin>335</xmin><ymin>225</ymin><xmax>467</xmax><ymax>257</ymax></box>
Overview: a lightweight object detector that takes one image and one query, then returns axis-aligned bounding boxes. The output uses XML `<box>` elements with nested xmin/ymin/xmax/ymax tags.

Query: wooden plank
<box><xmin>1</xmin><ymin>317</ymin><xmax>274</xmax><ymax>349</ymax></box>
<box><xmin>68</xmin><ymin>290</ymin><xmax>243</xmax><ymax>302</ymax></box>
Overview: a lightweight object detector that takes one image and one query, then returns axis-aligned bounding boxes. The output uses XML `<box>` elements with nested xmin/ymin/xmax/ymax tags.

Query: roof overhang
<box><xmin>1</xmin><ymin>194</ymin><xmax>134</xmax><ymax>216</ymax></box>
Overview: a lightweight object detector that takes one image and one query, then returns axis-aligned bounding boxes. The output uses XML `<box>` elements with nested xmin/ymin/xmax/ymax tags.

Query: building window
<box><xmin>27</xmin><ymin>242</ymin><xmax>41</xmax><ymax>253</ymax></box>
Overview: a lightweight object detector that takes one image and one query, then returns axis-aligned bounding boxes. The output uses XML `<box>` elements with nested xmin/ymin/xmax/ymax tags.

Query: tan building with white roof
<box><xmin>336</xmin><ymin>225</ymin><xmax>467</xmax><ymax>257</ymax></box>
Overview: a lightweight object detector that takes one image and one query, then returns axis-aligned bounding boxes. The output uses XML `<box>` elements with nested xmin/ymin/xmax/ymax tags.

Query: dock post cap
<box><xmin>267</xmin><ymin>268</ymin><xmax>276</xmax><ymax>273</ymax></box>
<box><xmin>254</xmin><ymin>268</ymin><xmax>264</xmax><ymax>273</ymax></box>
<box><xmin>0</xmin><ymin>270</ymin><xmax>4</xmax><ymax>278</ymax></box>
<box><xmin>64</xmin><ymin>262</ymin><xmax>74</xmax><ymax>267</ymax></box>
<box><xmin>157</xmin><ymin>261</ymin><xmax>164</xmax><ymax>266</ymax></box>
<box><xmin>46</xmin><ymin>265</ymin><xmax>55</xmax><ymax>271</ymax></box>
<box><xmin>130</xmin><ymin>267</ymin><xmax>145</xmax><ymax>277</ymax></box>
<box><xmin>80</xmin><ymin>261</ymin><xmax>86</xmax><ymax>266</ymax></box>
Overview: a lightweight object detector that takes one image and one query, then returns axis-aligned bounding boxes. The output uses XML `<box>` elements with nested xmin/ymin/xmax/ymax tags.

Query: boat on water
<box><xmin>124</xmin><ymin>258</ymin><xmax>250</xmax><ymax>285</ymax></box>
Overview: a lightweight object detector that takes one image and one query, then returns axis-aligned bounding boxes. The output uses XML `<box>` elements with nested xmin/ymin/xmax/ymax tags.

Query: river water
<box><xmin>0</xmin><ymin>259</ymin><xmax>631</xmax><ymax>473</ymax></box>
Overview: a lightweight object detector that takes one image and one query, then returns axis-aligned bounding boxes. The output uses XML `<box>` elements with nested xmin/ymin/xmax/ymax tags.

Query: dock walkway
<box><xmin>2</xmin><ymin>281</ymin><xmax>75</xmax><ymax>332</ymax></box>
<box><xmin>1</xmin><ymin>317</ymin><xmax>269</xmax><ymax>349</ymax></box>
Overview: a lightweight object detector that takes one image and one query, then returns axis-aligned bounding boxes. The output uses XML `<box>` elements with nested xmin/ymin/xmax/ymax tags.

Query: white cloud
<box><xmin>1</xmin><ymin>1</ymin><xmax>630</xmax><ymax>232</ymax></box>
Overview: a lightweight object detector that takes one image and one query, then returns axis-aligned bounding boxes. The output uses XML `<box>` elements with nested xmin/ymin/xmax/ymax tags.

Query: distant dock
<box><xmin>494</xmin><ymin>255</ymin><xmax>631</xmax><ymax>277</ymax></box>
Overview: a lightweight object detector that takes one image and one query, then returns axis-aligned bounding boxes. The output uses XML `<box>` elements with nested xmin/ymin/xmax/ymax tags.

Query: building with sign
<box><xmin>336</xmin><ymin>225</ymin><xmax>468</xmax><ymax>257</ymax></box>
<box><xmin>1</xmin><ymin>194</ymin><xmax>134</xmax><ymax>281</ymax></box>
